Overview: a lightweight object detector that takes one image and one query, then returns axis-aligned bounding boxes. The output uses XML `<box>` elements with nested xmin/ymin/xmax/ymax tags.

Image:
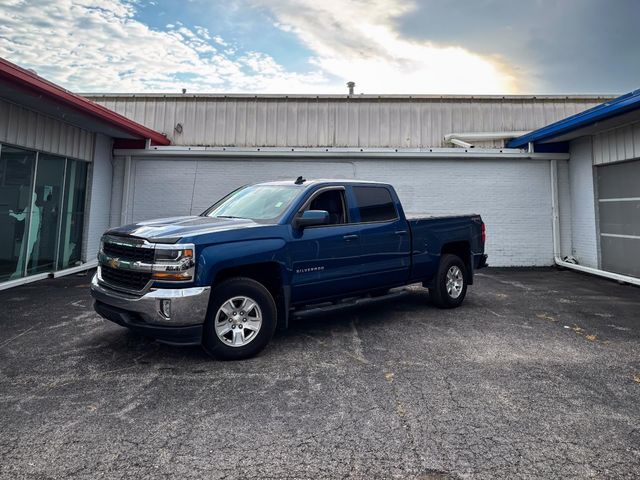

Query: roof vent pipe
<box><xmin>347</xmin><ymin>81</ymin><xmax>355</xmax><ymax>95</ymax></box>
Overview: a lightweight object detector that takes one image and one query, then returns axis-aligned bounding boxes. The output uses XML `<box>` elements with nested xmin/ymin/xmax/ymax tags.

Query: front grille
<box><xmin>103</xmin><ymin>241</ymin><xmax>155</xmax><ymax>263</ymax></box>
<box><xmin>100</xmin><ymin>265</ymin><xmax>151</xmax><ymax>292</ymax></box>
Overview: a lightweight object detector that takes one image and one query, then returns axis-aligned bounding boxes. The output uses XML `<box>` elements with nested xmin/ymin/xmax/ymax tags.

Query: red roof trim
<box><xmin>0</xmin><ymin>57</ymin><xmax>170</xmax><ymax>146</ymax></box>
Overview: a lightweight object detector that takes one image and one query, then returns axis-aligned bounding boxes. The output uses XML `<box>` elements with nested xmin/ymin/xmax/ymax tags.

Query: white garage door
<box><xmin>597</xmin><ymin>159</ymin><xmax>640</xmax><ymax>277</ymax></box>
<box><xmin>121</xmin><ymin>156</ymin><xmax>559</xmax><ymax>267</ymax></box>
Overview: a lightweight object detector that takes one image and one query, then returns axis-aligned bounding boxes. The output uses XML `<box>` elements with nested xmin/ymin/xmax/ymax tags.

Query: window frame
<box><xmin>294</xmin><ymin>186</ymin><xmax>351</xmax><ymax>228</ymax></box>
<box><xmin>0</xmin><ymin>141</ymin><xmax>90</xmax><ymax>282</ymax></box>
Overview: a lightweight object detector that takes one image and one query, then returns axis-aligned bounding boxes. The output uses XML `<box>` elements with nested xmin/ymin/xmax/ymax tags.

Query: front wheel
<box><xmin>202</xmin><ymin>277</ymin><xmax>277</xmax><ymax>360</ymax></box>
<box><xmin>429</xmin><ymin>254</ymin><xmax>468</xmax><ymax>309</ymax></box>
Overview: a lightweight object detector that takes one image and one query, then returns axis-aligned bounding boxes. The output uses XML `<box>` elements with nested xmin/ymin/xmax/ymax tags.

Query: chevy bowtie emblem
<box><xmin>108</xmin><ymin>258</ymin><xmax>120</xmax><ymax>269</ymax></box>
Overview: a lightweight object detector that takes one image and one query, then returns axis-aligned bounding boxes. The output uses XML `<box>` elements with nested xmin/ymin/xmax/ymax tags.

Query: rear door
<box><xmin>352</xmin><ymin>185</ymin><xmax>411</xmax><ymax>290</ymax></box>
<box><xmin>289</xmin><ymin>186</ymin><xmax>363</xmax><ymax>303</ymax></box>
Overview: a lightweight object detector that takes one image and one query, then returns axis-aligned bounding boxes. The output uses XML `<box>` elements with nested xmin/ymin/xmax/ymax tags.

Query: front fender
<box><xmin>194</xmin><ymin>238</ymin><xmax>288</xmax><ymax>286</ymax></box>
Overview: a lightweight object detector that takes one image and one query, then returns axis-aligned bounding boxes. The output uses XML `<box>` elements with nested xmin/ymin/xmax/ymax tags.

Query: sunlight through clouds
<box><xmin>257</xmin><ymin>0</ymin><xmax>520</xmax><ymax>94</ymax></box>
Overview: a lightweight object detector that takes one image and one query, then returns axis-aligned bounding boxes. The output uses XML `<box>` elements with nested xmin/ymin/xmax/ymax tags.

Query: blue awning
<box><xmin>508</xmin><ymin>89</ymin><xmax>640</xmax><ymax>148</ymax></box>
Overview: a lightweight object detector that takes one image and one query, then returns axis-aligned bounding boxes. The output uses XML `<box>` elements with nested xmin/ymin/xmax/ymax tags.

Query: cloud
<box><xmin>7</xmin><ymin>0</ymin><xmax>624</xmax><ymax>94</ymax></box>
<box><xmin>395</xmin><ymin>0</ymin><xmax>640</xmax><ymax>94</ymax></box>
<box><xmin>0</xmin><ymin>0</ymin><xmax>331</xmax><ymax>93</ymax></box>
<box><xmin>255</xmin><ymin>0</ymin><xmax>520</xmax><ymax>94</ymax></box>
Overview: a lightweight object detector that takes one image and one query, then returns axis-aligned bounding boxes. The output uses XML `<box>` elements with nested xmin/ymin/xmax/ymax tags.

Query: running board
<box><xmin>292</xmin><ymin>288</ymin><xmax>409</xmax><ymax>319</ymax></box>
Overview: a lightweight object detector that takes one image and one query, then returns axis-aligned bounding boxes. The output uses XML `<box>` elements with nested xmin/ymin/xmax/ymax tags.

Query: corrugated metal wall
<box><xmin>88</xmin><ymin>94</ymin><xmax>608</xmax><ymax>149</ymax></box>
<box><xmin>593</xmin><ymin>120</ymin><xmax>640</xmax><ymax>165</ymax></box>
<box><xmin>0</xmin><ymin>98</ymin><xmax>94</xmax><ymax>161</ymax></box>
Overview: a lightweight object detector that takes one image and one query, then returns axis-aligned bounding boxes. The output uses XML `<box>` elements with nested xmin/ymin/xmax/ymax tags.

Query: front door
<box><xmin>289</xmin><ymin>187</ymin><xmax>362</xmax><ymax>303</ymax></box>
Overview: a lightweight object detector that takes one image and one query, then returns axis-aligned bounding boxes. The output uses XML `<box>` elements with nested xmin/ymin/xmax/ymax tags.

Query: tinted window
<box><xmin>353</xmin><ymin>187</ymin><xmax>397</xmax><ymax>222</ymax></box>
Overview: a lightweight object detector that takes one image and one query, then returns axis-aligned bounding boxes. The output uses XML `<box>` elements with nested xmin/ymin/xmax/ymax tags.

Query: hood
<box><xmin>105</xmin><ymin>215</ymin><xmax>261</xmax><ymax>243</ymax></box>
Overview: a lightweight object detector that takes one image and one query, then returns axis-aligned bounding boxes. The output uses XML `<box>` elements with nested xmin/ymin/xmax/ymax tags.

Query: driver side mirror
<box><xmin>293</xmin><ymin>210</ymin><xmax>330</xmax><ymax>229</ymax></box>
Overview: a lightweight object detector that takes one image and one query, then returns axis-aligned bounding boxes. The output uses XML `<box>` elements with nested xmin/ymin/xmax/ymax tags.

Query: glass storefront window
<box><xmin>27</xmin><ymin>154</ymin><xmax>66</xmax><ymax>276</ymax></box>
<box><xmin>0</xmin><ymin>144</ymin><xmax>88</xmax><ymax>283</ymax></box>
<box><xmin>0</xmin><ymin>146</ymin><xmax>36</xmax><ymax>282</ymax></box>
<box><xmin>58</xmin><ymin>160</ymin><xmax>87</xmax><ymax>270</ymax></box>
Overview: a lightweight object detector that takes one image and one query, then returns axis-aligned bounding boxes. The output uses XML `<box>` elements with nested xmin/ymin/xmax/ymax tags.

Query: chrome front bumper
<box><xmin>90</xmin><ymin>274</ymin><xmax>211</xmax><ymax>327</ymax></box>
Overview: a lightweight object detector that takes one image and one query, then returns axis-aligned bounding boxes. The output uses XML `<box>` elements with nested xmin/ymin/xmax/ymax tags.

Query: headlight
<box><xmin>154</xmin><ymin>248</ymin><xmax>193</xmax><ymax>262</ymax></box>
<box><xmin>152</xmin><ymin>245</ymin><xmax>195</xmax><ymax>281</ymax></box>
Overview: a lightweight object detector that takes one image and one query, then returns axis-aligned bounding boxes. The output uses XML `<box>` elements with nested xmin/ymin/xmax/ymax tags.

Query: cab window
<box><xmin>306</xmin><ymin>189</ymin><xmax>347</xmax><ymax>225</ymax></box>
<box><xmin>353</xmin><ymin>186</ymin><xmax>397</xmax><ymax>222</ymax></box>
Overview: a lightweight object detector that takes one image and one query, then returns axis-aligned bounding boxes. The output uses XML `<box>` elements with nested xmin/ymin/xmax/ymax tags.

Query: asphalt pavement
<box><xmin>0</xmin><ymin>268</ymin><xmax>638</xmax><ymax>479</ymax></box>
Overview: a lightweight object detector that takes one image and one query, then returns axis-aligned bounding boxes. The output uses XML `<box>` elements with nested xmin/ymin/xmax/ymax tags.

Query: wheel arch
<box><xmin>440</xmin><ymin>241</ymin><xmax>473</xmax><ymax>284</ymax></box>
<box><xmin>212</xmin><ymin>262</ymin><xmax>290</xmax><ymax>330</ymax></box>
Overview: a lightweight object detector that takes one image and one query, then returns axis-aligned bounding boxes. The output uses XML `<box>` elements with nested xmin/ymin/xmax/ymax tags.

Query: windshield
<box><xmin>202</xmin><ymin>185</ymin><xmax>300</xmax><ymax>222</ymax></box>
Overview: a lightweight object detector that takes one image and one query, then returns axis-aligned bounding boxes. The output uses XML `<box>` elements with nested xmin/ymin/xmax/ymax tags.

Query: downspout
<box><xmin>549</xmin><ymin>159</ymin><xmax>640</xmax><ymax>286</ymax></box>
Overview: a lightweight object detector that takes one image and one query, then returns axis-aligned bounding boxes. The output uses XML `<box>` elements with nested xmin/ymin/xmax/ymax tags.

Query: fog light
<box><xmin>160</xmin><ymin>299</ymin><xmax>172</xmax><ymax>319</ymax></box>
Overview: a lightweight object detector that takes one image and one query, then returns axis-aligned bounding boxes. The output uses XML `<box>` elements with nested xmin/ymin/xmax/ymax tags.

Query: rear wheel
<box><xmin>203</xmin><ymin>277</ymin><xmax>277</xmax><ymax>360</ymax></box>
<box><xmin>429</xmin><ymin>254</ymin><xmax>468</xmax><ymax>309</ymax></box>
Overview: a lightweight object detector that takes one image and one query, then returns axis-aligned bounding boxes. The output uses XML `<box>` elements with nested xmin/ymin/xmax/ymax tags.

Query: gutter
<box><xmin>548</xmin><ymin>159</ymin><xmax>640</xmax><ymax>286</ymax></box>
<box><xmin>113</xmin><ymin>146</ymin><xmax>569</xmax><ymax>160</ymax></box>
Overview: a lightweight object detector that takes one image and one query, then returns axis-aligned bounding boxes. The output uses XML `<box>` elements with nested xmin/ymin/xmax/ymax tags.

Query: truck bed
<box><xmin>406</xmin><ymin>213</ymin><xmax>485</xmax><ymax>284</ymax></box>
<box><xmin>405</xmin><ymin>212</ymin><xmax>481</xmax><ymax>220</ymax></box>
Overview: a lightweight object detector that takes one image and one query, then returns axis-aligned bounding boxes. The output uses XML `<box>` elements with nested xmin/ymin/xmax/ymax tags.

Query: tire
<box><xmin>429</xmin><ymin>254</ymin><xmax>468</xmax><ymax>309</ymax></box>
<box><xmin>202</xmin><ymin>277</ymin><xmax>277</xmax><ymax>360</ymax></box>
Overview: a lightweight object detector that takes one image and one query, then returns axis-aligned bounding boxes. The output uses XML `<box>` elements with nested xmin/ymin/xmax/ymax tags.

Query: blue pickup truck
<box><xmin>91</xmin><ymin>178</ymin><xmax>487</xmax><ymax>360</ymax></box>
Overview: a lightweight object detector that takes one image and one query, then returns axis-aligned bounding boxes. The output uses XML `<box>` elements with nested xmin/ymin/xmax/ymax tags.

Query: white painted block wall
<box><xmin>568</xmin><ymin>138</ymin><xmax>599</xmax><ymax>268</ymax></box>
<box><xmin>82</xmin><ymin>133</ymin><xmax>113</xmax><ymax>262</ymax></box>
<box><xmin>111</xmin><ymin>156</ymin><xmax>565</xmax><ymax>267</ymax></box>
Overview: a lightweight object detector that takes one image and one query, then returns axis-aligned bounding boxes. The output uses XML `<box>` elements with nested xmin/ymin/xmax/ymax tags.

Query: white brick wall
<box><xmin>115</xmin><ymin>156</ymin><xmax>564</xmax><ymax>267</ymax></box>
<box><xmin>557</xmin><ymin>160</ymin><xmax>573</xmax><ymax>259</ymax></box>
<box><xmin>568</xmin><ymin>138</ymin><xmax>599</xmax><ymax>267</ymax></box>
<box><xmin>109</xmin><ymin>156</ymin><xmax>125</xmax><ymax>228</ymax></box>
<box><xmin>83</xmin><ymin>133</ymin><xmax>113</xmax><ymax>262</ymax></box>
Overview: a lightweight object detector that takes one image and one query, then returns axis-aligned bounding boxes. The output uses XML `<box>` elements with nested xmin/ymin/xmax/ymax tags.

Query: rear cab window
<box><xmin>353</xmin><ymin>186</ymin><xmax>398</xmax><ymax>223</ymax></box>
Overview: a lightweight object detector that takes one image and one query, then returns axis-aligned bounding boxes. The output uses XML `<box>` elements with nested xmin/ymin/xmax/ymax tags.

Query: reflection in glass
<box><xmin>27</xmin><ymin>154</ymin><xmax>66</xmax><ymax>276</ymax></box>
<box><xmin>0</xmin><ymin>146</ymin><xmax>36</xmax><ymax>281</ymax></box>
<box><xmin>58</xmin><ymin>160</ymin><xmax>87</xmax><ymax>269</ymax></box>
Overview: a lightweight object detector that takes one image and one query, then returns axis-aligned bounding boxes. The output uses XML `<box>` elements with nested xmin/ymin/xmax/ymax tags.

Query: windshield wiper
<box><xmin>215</xmin><ymin>215</ymin><xmax>246</xmax><ymax>219</ymax></box>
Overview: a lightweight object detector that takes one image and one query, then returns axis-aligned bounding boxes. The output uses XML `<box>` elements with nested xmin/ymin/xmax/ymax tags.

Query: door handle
<box><xmin>394</xmin><ymin>230</ymin><xmax>408</xmax><ymax>235</ymax></box>
<box><xmin>343</xmin><ymin>234</ymin><xmax>359</xmax><ymax>241</ymax></box>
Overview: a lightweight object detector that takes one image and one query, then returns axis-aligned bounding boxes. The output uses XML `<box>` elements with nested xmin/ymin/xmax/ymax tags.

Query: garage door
<box><xmin>597</xmin><ymin>160</ymin><xmax>640</xmax><ymax>277</ymax></box>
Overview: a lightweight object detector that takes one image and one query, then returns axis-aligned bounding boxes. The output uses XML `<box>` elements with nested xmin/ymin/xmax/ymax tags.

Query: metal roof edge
<box><xmin>0</xmin><ymin>57</ymin><xmax>170</xmax><ymax>145</ymax></box>
<box><xmin>82</xmin><ymin>93</ymin><xmax>616</xmax><ymax>101</ymax></box>
<box><xmin>508</xmin><ymin>88</ymin><xmax>640</xmax><ymax>148</ymax></box>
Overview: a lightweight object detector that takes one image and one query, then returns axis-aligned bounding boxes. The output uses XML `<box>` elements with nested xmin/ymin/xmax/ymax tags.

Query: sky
<box><xmin>0</xmin><ymin>0</ymin><xmax>638</xmax><ymax>95</ymax></box>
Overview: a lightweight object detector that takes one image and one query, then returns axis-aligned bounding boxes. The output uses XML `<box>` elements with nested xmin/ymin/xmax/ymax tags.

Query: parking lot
<box><xmin>0</xmin><ymin>268</ymin><xmax>638</xmax><ymax>479</ymax></box>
